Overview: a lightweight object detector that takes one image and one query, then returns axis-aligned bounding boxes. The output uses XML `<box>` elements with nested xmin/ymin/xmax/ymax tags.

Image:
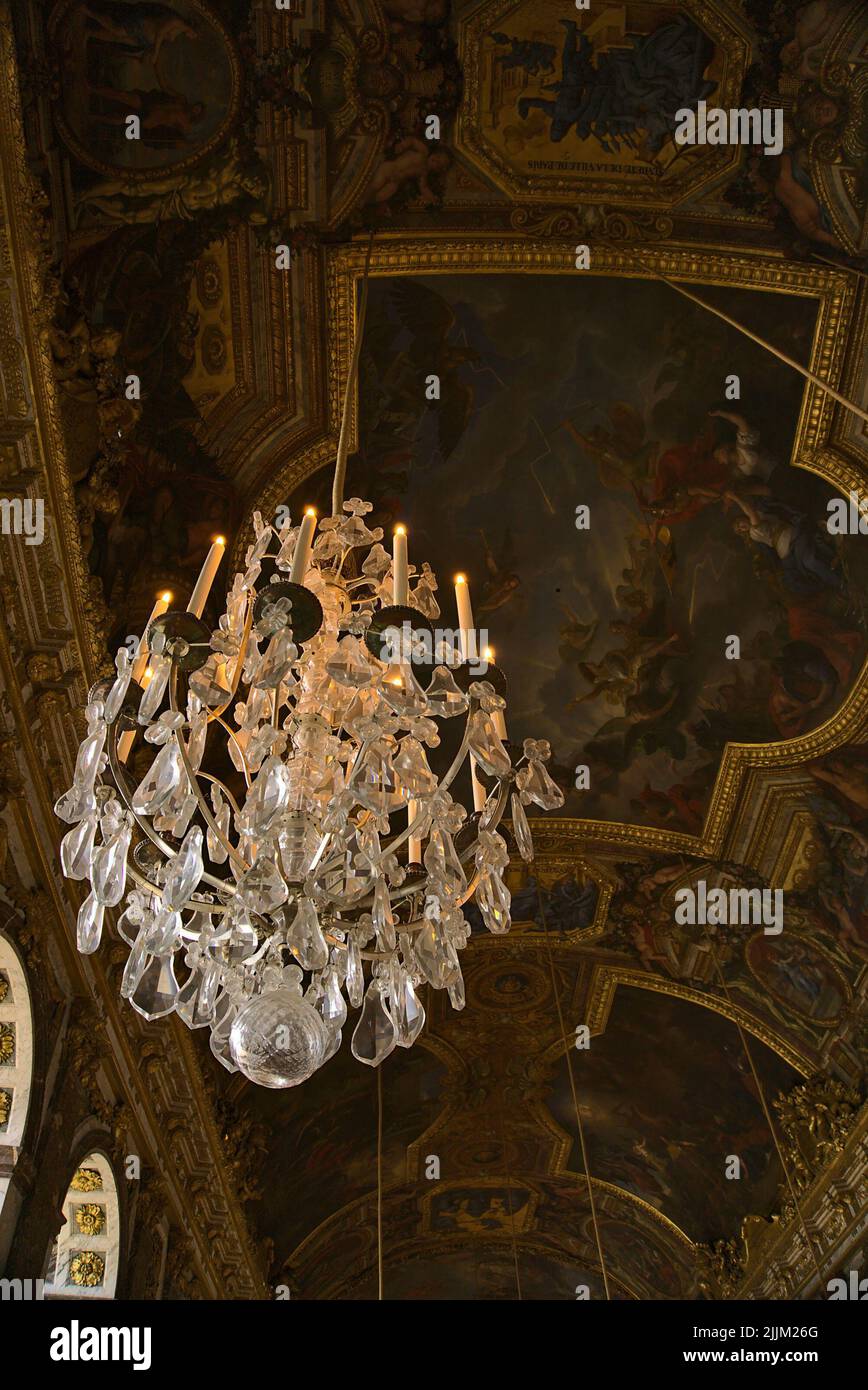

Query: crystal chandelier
<box><xmin>55</xmin><ymin>497</ymin><xmax>565</xmax><ymax>1087</ymax></box>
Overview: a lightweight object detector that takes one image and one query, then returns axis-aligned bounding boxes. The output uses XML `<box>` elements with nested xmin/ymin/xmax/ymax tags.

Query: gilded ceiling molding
<box><xmin>238</xmin><ymin>234</ymin><xmax>868</xmax><ymax>866</ymax></box>
<box><xmin>581</xmin><ymin>965</ymin><xmax>815</xmax><ymax>1076</ymax></box>
<box><xmin>0</xmin><ymin>3</ymin><xmax>267</xmax><ymax>1300</ymax></box>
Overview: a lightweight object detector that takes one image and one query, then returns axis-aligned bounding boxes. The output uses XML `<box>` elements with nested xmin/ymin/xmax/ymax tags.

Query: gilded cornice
<box><xmin>0</xmin><ymin>2</ymin><xmax>266</xmax><ymax>1299</ymax></box>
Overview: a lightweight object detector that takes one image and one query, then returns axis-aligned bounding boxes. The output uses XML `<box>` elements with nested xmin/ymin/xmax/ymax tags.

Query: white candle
<box><xmin>393</xmin><ymin>525</ymin><xmax>409</xmax><ymax>606</ymax></box>
<box><xmin>456</xmin><ymin>575</ymin><xmax>485</xmax><ymax>810</ymax></box>
<box><xmin>119</xmin><ymin>592</ymin><xmax>172</xmax><ymax>763</ymax></box>
<box><xmin>408</xmin><ymin>797</ymin><xmax>421</xmax><ymax>864</ymax></box>
<box><xmin>485</xmin><ymin>646</ymin><xmax>507</xmax><ymax>739</ymax></box>
<box><xmin>454</xmin><ymin>573</ymin><xmax>476</xmax><ymax>660</ymax></box>
<box><xmin>290</xmin><ymin>508</ymin><xmax>317</xmax><ymax>585</ymax></box>
<box><xmin>187</xmin><ymin>536</ymin><xmax>226</xmax><ymax>619</ymax></box>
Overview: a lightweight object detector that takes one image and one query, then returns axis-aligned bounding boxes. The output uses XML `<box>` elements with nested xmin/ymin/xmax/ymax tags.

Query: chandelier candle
<box><xmin>186</xmin><ymin>536</ymin><xmax>226</xmax><ymax>620</ymax></box>
<box><xmin>455</xmin><ymin>574</ymin><xmax>486</xmax><ymax>811</ymax></box>
<box><xmin>55</xmin><ymin>498</ymin><xmax>564</xmax><ymax>1088</ymax></box>
<box><xmin>117</xmin><ymin>591</ymin><xmax>173</xmax><ymax>763</ymax></box>
<box><xmin>393</xmin><ymin>525</ymin><xmax>409</xmax><ymax>606</ymax></box>
<box><xmin>289</xmin><ymin>508</ymin><xmax>317</xmax><ymax>585</ymax></box>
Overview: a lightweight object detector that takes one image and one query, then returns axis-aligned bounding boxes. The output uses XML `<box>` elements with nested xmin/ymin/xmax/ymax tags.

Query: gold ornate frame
<box><xmin>454</xmin><ymin>0</ymin><xmax>753</xmax><ymax>210</ymax></box>
<box><xmin>45</xmin><ymin>0</ymin><xmax>243</xmax><ymax>181</ymax></box>
<box><xmin>243</xmin><ymin>234</ymin><xmax>868</xmax><ymax>864</ymax></box>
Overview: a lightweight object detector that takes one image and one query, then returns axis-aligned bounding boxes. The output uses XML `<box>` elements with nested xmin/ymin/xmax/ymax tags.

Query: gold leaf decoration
<box><xmin>0</xmin><ymin>973</ymin><xmax>8</xmax><ymax>1003</ymax></box>
<box><xmin>69</xmin><ymin>1251</ymin><xmax>105</xmax><ymax>1288</ymax></box>
<box><xmin>74</xmin><ymin>1203</ymin><xmax>105</xmax><ymax>1237</ymax></box>
<box><xmin>0</xmin><ymin>1022</ymin><xmax>14</xmax><ymax>1065</ymax></box>
<box><xmin>70</xmin><ymin>1167</ymin><xmax>102</xmax><ymax>1193</ymax></box>
<box><xmin>0</xmin><ymin>1089</ymin><xmax>10</xmax><ymax>1126</ymax></box>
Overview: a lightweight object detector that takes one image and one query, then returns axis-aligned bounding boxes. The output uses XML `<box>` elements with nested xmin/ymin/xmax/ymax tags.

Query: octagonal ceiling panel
<box><xmin>455</xmin><ymin>0</ymin><xmax>750</xmax><ymax>207</ymax></box>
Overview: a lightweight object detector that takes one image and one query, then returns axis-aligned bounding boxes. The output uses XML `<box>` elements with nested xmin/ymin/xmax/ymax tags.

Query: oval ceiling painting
<box><xmin>48</xmin><ymin>0</ymin><xmax>239</xmax><ymax>177</ymax></box>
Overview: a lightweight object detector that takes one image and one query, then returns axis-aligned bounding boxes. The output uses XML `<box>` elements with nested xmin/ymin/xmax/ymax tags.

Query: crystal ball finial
<box><xmin>229</xmin><ymin>989</ymin><xmax>327</xmax><ymax>1088</ymax></box>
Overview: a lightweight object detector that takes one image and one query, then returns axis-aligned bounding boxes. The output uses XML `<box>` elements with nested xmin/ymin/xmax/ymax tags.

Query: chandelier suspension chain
<box><xmin>704</xmin><ymin>933</ymin><xmax>827</xmax><ymax>1291</ymax></box>
<box><xmin>537</xmin><ymin>884</ymin><xmax>611</xmax><ymax>1301</ymax></box>
<box><xmin>333</xmin><ymin>232</ymin><xmax>376</xmax><ymax>517</ymax></box>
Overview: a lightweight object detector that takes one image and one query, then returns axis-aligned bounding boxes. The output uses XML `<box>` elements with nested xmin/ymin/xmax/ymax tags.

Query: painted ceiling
<box><xmin>9</xmin><ymin>0</ymin><xmax>868</xmax><ymax>1299</ymax></box>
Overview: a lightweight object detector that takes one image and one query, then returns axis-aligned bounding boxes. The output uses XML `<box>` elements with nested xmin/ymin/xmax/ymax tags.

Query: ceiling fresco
<box><xmin>5</xmin><ymin>0</ymin><xmax>868</xmax><ymax>1303</ymax></box>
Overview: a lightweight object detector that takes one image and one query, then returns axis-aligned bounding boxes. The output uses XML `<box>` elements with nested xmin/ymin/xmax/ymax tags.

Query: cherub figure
<box><xmin>367</xmin><ymin>137</ymin><xmax>449</xmax><ymax>207</ymax></box>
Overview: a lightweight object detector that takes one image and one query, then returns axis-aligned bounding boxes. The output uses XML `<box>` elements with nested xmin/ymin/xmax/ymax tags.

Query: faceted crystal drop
<box><xmin>286</xmin><ymin>898</ymin><xmax>329</xmax><ymax>971</ymax></box>
<box><xmin>138</xmin><ymin>655</ymin><xmax>171</xmax><ymax>723</ymax></box>
<box><xmin>76</xmin><ymin>892</ymin><xmax>105</xmax><ymax>954</ymax></box>
<box><xmin>395</xmin><ymin>972</ymin><xmax>425</xmax><ymax>1047</ymax></box>
<box><xmin>176</xmin><ymin>962</ymin><xmax>219</xmax><ymax>1029</ymax></box>
<box><xmin>510</xmin><ymin>791</ymin><xmax>535</xmax><ymax>862</ymax></box>
<box><xmin>413</xmin><ymin>914</ymin><xmax>455</xmax><ymax>989</ymax></box>
<box><xmin>188</xmin><ymin>655</ymin><xmax>231</xmax><ymax>709</ymax></box>
<box><xmin>121</xmin><ymin>926</ymin><xmax>151</xmax><ymax>998</ymax></box>
<box><xmin>104</xmin><ymin>649</ymin><xmax>132</xmax><ymax>724</ymax></box>
<box><xmin>320</xmin><ymin>1026</ymin><xmax>342</xmax><ymax>1065</ymax></box>
<box><xmin>210</xmin><ymin>1026</ymin><xmax>240</xmax><ymax>1074</ymax></box>
<box><xmin>352</xmin><ymin>743</ymin><xmax>401</xmax><ymax>816</ymax></box>
<box><xmin>447</xmin><ymin>964</ymin><xmax>466</xmax><ymax>1011</ymax></box>
<box><xmin>346</xmin><ymin>934</ymin><xmax>364</xmax><ymax>1008</ymax></box>
<box><xmin>117</xmin><ymin>901</ymin><xmax>145</xmax><ymax>946</ymax></box>
<box><xmin>91</xmin><ymin>824</ymin><xmax>132</xmax><ymax>907</ymax></box>
<box><xmin>236</xmin><ymin>857</ymin><xmax>288</xmax><ymax>913</ymax></box>
<box><xmin>425</xmin><ymin>665</ymin><xmax>469</xmax><ymax>717</ymax></box>
<box><xmin>467</xmin><ymin>709</ymin><xmax>511</xmax><ymax>778</ymax></box>
<box><xmin>162</xmin><ymin>826</ymin><xmax>205</xmax><ymax>910</ymax></box>
<box><xmin>238</xmin><ymin>755</ymin><xmax>291</xmax><ymax>837</ymax></box>
<box><xmin>516</xmin><ymin>758</ymin><xmax>565</xmax><ymax>811</ymax></box>
<box><xmin>54</xmin><ymin>784</ymin><xmax>97</xmax><ymax>824</ymax></box>
<box><xmin>132</xmin><ymin>742</ymin><xmax>184</xmax><ymax>815</ymax></box>
<box><xmin>149</xmin><ymin>905</ymin><xmax>182</xmax><ymax>954</ymax></box>
<box><xmin>378</xmin><ymin>664</ymin><xmax>429</xmax><ymax>717</ymax></box>
<box><xmin>476</xmin><ymin>871</ymin><xmax>511</xmax><ymax>935</ymax></box>
<box><xmin>60</xmin><ymin>812</ymin><xmax>98</xmax><ymax>881</ymax></box>
<box><xmin>225</xmin><ymin>907</ymin><xmax>259</xmax><ymax>962</ymax></box>
<box><xmin>207</xmin><ymin>792</ymin><xmax>231</xmax><ymax>865</ymax></box>
<box><xmin>185</xmin><ymin>714</ymin><xmax>208</xmax><ymax>771</ymax></box>
<box><xmin>253</xmin><ymin>629</ymin><xmax>297</xmax><ymax>689</ymax></box>
<box><xmin>229</xmin><ymin>988</ymin><xmax>325</xmax><ymax>1088</ymax></box>
<box><xmin>372</xmin><ymin>877</ymin><xmax>397</xmax><ymax>953</ymax></box>
<box><xmin>351</xmin><ymin>979</ymin><xmax>397</xmax><ymax>1067</ymax></box>
<box><xmin>130</xmin><ymin>955</ymin><xmax>180</xmax><ymax>1020</ymax></box>
<box><xmin>73</xmin><ymin>727</ymin><xmax>107</xmax><ymax>792</ymax></box>
<box><xmin>392</xmin><ymin>737</ymin><xmax>436</xmax><ymax>797</ymax></box>
<box><xmin>325</xmin><ymin>635</ymin><xmax>376</xmax><ymax>688</ymax></box>
<box><xmin>318</xmin><ymin>967</ymin><xmax>348</xmax><ymax>1031</ymax></box>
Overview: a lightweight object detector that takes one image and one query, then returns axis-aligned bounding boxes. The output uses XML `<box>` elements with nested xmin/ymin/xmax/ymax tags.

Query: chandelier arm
<box><xmin>106</xmin><ymin>730</ymin><xmax>233</xmax><ymax>897</ymax></box>
<box><xmin>204</xmin><ymin>598</ymin><xmax>255</xmax><ymax>726</ymax></box>
<box><xmin>169</xmin><ymin>667</ymin><xmax>252</xmax><ymax>876</ymax></box>
<box><xmin>125</xmin><ymin>855</ymin><xmax>231</xmax><ymax>914</ymax></box>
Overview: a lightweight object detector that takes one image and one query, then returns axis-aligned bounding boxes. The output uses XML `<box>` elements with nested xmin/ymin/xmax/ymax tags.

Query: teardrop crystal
<box><xmin>351</xmin><ymin>979</ymin><xmax>396</xmax><ymax>1066</ymax></box>
<box><xmin>61</xmin><ymin>813</ymin><xmax>98</xmax><ymax>881</ymax></box>
<box><xmin>162</xmin><ymin>826</ymin><xmax>204</xmax><ymax>910</ymax></box>
<box><xmin>76</xmin><ymin>892</ymin><xmax>105</xmax><ymax>954</ymax></box>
